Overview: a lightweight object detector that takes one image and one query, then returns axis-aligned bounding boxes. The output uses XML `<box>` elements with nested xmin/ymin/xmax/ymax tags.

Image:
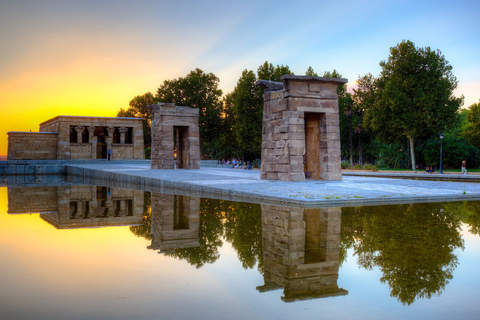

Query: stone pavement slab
<box><xmin>65</xmin><ymin>162</ymin><xmax>480</xmax><ymax>207</ymax></box>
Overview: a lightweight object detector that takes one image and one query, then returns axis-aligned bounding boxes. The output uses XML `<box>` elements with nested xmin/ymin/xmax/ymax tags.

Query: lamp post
<box><xmin>439</xmin><ymin>133</ymin><xmax>444</xmax><ymax>174</ymax></box>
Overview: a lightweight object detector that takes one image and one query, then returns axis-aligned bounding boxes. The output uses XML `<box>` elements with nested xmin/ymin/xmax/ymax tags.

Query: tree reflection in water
<box><xmin>130</xmin><ymin>194</ymin><xmax>477</xmax><ymax>305</ymax></box>
<box><xmin>130</xmin><ymin>194</ymin><xmax>263</xmax><ymax>271</ymax></box>
<box><xmin>341</xmin><ymin>203</ymin><xmax>464</xmax><ymax>305</ymax></box>
<box><xmin>129</xmin><ymin>192</ymin><xmax>152</xmax><ymax>240</ymax></box>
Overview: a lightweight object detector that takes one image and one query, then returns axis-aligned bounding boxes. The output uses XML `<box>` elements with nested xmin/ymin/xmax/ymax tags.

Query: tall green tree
<box><xmin>218</xmin><ymin>92</ymin><xmax>239</xmax><ymax>160</ymax></box>
<box><xmin>117</xmin><ymin>92</ymin><xmax>155</xmax><ymax>148</ymax></box>
<box><xmin>462</xmin><ymin>100</ymin><xmax>480</xmax><ymax>150</ymax></box>
<box><xmin>352</xmin><ymin>73</ymin><xmax>377</xmax><ymax>166</ymax></box>
<box><xmin>257</xmin><ymin>61</ymin><xmax>293</xmax><ymax>81</ymax></box>
<box><xmin>156</xmin><ymin>68</ymin><xmax>223</xmax><ymax>158</ymax></box>
<box><xmin>305</xmin><ymin>66</ymin><xmax>319</xmax><ymax>76</ymax></box>
<box><xmin>365</xmin><ymin>40</ymin><xmax>463</xmax><ymax>170</ymax></box>
<box><xmin>232</xmin><ymin>69</ymin><xmax>264</xmax><ymax>158</ymax></box>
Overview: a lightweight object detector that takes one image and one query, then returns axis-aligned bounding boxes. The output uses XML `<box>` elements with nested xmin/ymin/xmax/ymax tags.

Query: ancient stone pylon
<box><xmin>257</xmin><ymin>75</ymin><xmax>347</xmax><ymax>181</ymax></box>
<box><xmin>149</xmin><ymin>103</ymin><xmax>200</xmax><ymax>169</ymax></box>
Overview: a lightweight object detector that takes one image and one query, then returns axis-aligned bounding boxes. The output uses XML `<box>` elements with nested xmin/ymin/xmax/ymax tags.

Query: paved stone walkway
<box><xmin>66</xmin><ymin>162</ymin><xmax>480</xmax><ymax>207</ymax></box>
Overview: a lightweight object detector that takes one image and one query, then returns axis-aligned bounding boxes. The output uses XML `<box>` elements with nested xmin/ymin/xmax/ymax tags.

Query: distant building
<box><xmin>7</xmin><ymin>116</ymin><xmax>144</xmax><ymax>160</ymax></box>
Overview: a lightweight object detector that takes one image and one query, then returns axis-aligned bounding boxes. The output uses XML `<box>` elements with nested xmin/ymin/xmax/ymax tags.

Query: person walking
<box><xmin>461</xmin><ymin>160</ymin><xmax>467</xmax><ymax>174</ymax></box>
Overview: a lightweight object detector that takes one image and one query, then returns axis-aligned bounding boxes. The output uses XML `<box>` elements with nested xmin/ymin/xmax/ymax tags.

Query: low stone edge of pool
<box><xmin>64</xmin><ymin>165</ymin><xmax>480</xmax><ymax>208</ymax></box>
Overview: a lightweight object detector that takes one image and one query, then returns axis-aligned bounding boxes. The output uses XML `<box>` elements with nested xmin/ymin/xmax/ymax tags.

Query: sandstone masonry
<box><xmin>8</xmin><ymin>116</ymin><xmax>144</xmax><ymax>160</ymax></box>
<box><xmin>149</xmin><ymin>103</ymin><xmax>200</xmax><ymax>169</ymax></box>
<box><xmin>257</xmin><ymin>75</ymin><xmax>347</xmax><ymax>182</ymax></box>
<box><xmin>258</xmin><ymin>204</ymin><xmax>348</xmax><ymax>302</ymax></box>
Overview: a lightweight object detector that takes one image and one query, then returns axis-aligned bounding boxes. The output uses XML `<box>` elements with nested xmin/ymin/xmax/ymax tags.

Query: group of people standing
<box><xmin>425</xmin><ymin>160</ymin><xmax>468</xmax><ymax>174</ymax></box>
<box><xmin>222</xmin><ymin>159</ymin><xmax>253</xmax><ymax>170</ymax></box>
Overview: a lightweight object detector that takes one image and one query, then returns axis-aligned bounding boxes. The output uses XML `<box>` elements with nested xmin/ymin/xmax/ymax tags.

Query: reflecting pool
<box><xmin>1</xmin><ymin>183</ymin><xmax>480</xmax><ymax>319</ymax></box>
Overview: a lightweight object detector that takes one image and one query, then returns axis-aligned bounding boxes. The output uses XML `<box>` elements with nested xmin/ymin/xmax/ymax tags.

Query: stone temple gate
<box><xmin>149</xmin><ymin>103</ymin><xmax>200</xmax><ymax>169</ymax></box>
<box><xmin>257</xmin><ymin>75</ymin><xmax>347</xmax><ymax>182</ymax></box>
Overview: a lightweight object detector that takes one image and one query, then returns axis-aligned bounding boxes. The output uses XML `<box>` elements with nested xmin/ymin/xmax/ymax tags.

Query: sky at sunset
<box><xmin>1</xmin><ymin>0</ymin><xmax>479</xmax><ymax>155</ymax></box>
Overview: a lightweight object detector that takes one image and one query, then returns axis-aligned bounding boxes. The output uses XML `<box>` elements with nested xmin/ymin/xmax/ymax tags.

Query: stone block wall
<box><xmin>149</xmin><ymin>103</ymin><xmax>200</xmax><ymax>169</ymax></box>
<box><xmin>257</xmin><ymin>75</ymin><xmax>347</xmax><ymax>181</ymax></box>
<box><xmin>39</xmin><ymin>116</ymin><xmax>144</xmax><ymax>160</ymax></box>
<box><xmin>7</xmin><ymin>132</ymin><xmax>58</xmax><ymax>160</ymax></box>
<box><xmin>258</xmin><ymin>204</ymin><xmax>347</xmax><ymax>302</ymax></box>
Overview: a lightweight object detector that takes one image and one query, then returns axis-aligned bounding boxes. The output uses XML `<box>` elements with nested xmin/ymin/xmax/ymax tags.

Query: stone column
<box><xmin>89</xmin><ymin>127</ymin><xmax>97</xmax><ymax>159</ymax></box>
<box><xmin>84</xmin><ymin>126</ymin><xmax>90</xmax><ymax>143</ymax></box>
<box><xmin>106</xmin><ymin>127</ymin><xmax>114</xmax><ymax>155</ymax></box>
<box><xmin>119</xmin><ymin>199</ymin><xmax>126</xmax><ymax>216</ymax></box>
<box><xmin>119</xmin><ymin>127</ymin><xmax>128</xmax><ymax>144</ymax></box>
<box><xmin>75</xmin><ymin>126</ymin><xmax>84</xmax><ymax>143</ymax></box>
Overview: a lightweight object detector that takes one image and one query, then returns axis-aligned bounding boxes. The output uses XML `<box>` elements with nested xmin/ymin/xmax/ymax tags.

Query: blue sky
<box><xmin>0</xmin><ymin>0</ymin><xmax>479</xmax><ymax>153</ymax></box>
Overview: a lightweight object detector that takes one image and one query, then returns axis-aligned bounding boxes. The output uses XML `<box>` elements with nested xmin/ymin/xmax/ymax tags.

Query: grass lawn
<box><xmin>376</xmin><ymin>168</ymin><xmax>480</xmax><ymax>173</ymax></box>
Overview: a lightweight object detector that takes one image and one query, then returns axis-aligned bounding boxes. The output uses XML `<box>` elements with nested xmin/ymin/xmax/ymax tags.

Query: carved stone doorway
<box><xmin>174</xmin><ymin>126</ymin><xmax>188</xmax><ymax>169</ymax></box>
<box><xmin>304</xmin><ymin>113</ymin><xmax>323</xmax><ymax>179</ymax></box>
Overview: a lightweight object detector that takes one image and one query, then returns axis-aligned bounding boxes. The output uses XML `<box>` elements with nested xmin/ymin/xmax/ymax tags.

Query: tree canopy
<box><xmin>364</xmin><ymin>40</ymin><xmax>463</xmax><ymax>170</ymax></box>
<box><xmin>257</xmin><ymin>61</ymin><xmax>293</xmax><ymax>81</ymax></box>
<box><xmin>117</xmin><ymin>92</ymin><xmax>155</xmax><ymax>148</ymax></box>
<box><xmin>462</xmin><ymin>100</ymin><xmax>480</xmax><ymax>150</ymax></box>
<box><xmin>305</xmin><ymin>66</ymin><xmax>318</xmax><ymax>76</ymax></box>
<box><xmin>156</xmin><ymin>68</ymin><xmax>224</xmax><ymax>157</ymax></box>
<box><xmin>232</xmin><ymin>69</ymin><xmax>264</xmax><ymax>156</ymax></box>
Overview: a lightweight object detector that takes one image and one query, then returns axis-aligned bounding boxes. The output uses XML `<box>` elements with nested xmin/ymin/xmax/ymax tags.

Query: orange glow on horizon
<box><xmin>0</xmin><ymin>187</ymin><xmax>152</xmax><ymax>270</ymax></box>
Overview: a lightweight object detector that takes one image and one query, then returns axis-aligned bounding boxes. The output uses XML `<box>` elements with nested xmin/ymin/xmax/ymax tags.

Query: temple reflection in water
<box><xmin>148</xmin><ymin>194</ymin><xmax>200</xmax><ymax>253</ymax></box>
<box><xmin>258</xmin><ymin>205</ymin><xmax>348</xmax><ymax>302</ymax></box>
<box><xmin>3</xmin><ymin>181</ymin><xmax>479</xmax><ymax>319</ymax></box>
<box><xmin>7</xmin><ymin>185</ymin><xmax>144</xmax><ymax>228</ymax></box>
<box><xmin>6</xmin><ymin>184</ymin><xmax>347</xmax><ymax>302</ymax></box>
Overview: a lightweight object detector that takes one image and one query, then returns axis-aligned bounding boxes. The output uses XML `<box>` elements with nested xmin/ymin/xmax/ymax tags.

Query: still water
<box><xmin>1</xmin><ymin>183</ymin><xmax>480</xmax><ymax>319</ymax></box>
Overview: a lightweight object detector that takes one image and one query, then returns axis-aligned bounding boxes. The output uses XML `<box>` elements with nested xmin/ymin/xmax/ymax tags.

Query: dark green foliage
<box><xmin>144</xmin><ymin>147</ymin><xmax>151</xmax><ymax>159</ymax></box>
<box><xmin>232</xmin><ymin>70</ymin><xmax>264</xmax><ymax>157</ymax></box>
<box><xmin>365</xmin><ymin>40</ymin><xmax>463</xmax><ymax>170</ymax></box>
<box><xmin>217</xmin><ymin>93</ymin><xmax>239</xmax><ymax>160</ymax></box>
<box><xmin>462</xmin><ymin>100</ymin><xmax>480</xmax><ymax>150</ymax></box>
<box><xmin>257</xmin><ymin>61</ymin><xmax>293</xmax><ymax>81</ymax></box>
<box><xmin>132</xmin><ymin>197</ymin><xmax>263</xmax><ymax>271</ymax></box>
<box><xmin>423</xmin><ymin>136</ymin><xmax>480</xmax><ymax>168</ymax></box>
<box><xmin>375</xmin><ymin>143</ymin><xmax>410</xmax><ymax>169</ymax></box>
<box><xmin>223</xmin><ymin>202</ymin><xmax>263</xmax><ymax>271</ymax></box>
<box><xmin>305</xmin><ymin>66</ymin><xmax>318</xmax><ymax>76</ymax></box>
<box><xmin>227</xmin><ymin>61</ymin><xmax>293</xmax><ymax>160</ymax></box>
<box><xmin>129</xmin><ymin>192</ymin><xmax>152</xmax><ymax>240</ymax></box>
<box><xmin>156</xmin><ymin>68</ymin><xmax>224</xmax><ymax>158</ymax></box>
<box><xmin>463</xmin><ymin>201</ymin><xmax>480</xmax><ymax>236</ymax></box>
<box><xmin>117</xmin><ymin>92</ymin><xmax>155</xmax><ymax>148</ymax></box>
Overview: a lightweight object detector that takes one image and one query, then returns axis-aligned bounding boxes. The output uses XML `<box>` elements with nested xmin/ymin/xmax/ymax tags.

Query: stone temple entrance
<box><xmin>305</xmin><ymin>113</ymin><xmax>324</xmax><ymax>179</ymax></box>
<box><xmin>149</xmin><ymin>103</ymin><xmax>200</xmax><ymax>169</ymax></box>
<box><xmin>257</xmin><ymin>75</ymin><xmax>347</xmax><ymax>181</ymax></box>
<box><xmin>174</xmin><ymin>126</ymin><xmax>189</xmax><ymax>169</ymax></box>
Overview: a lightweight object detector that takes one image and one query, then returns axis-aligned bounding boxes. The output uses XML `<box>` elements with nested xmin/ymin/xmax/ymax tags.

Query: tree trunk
<box><xmin>359</xmin><ymin>131</ymin><xmax>363</xmax><ymax>168</ymax></box>
<box><xmin>409</xmin><ymin>136</ymin><xmax>416</xmax><ymax>171</ymax></box>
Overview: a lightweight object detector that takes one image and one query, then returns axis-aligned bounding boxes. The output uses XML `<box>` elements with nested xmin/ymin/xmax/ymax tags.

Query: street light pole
<box><xmin>439</xmin><ymin>133</ymin><xmax>444</xmax><ymax>174</ymax></box>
